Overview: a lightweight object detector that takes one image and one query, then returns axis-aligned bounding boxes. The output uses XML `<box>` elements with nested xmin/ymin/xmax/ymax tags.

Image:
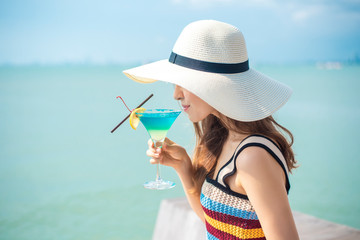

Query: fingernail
<box><xmin>156</xmin><ymin>148</ymin><xmax>161</xmax><ymax>153</ymax></box>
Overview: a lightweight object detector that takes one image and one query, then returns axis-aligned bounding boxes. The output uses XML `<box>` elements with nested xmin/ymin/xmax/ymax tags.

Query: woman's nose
<box><xmin>173</xmin><ymin>85</ymin><xmax>184</xmax><ymax>101</ymax></box>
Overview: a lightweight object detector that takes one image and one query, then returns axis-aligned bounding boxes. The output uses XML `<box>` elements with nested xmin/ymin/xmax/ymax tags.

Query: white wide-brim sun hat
<box><xmin>123</xmin><ymin>20</ymin><xmax>292</xmax><ymax>122</ymax></box>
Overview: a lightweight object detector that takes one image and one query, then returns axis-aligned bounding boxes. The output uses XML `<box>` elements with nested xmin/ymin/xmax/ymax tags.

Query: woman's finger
<box><xmin>164</xmin><ymin>137</ymin><xmax>175</xmax><ymax>145</ymax></box>
<box><xmin>150</xmin><ymin>158</ymin><xmax>159</xmax><ymax>164</ymax></box>
<box><xmin>162</xmin><ymin>142</ymin><xmax>177</xmax><ymax>154</ymax></box>
<box><xmin>147</xmin><ymin>139</ymin><xmax>154</xmax><ymax>148</ymax></box>
<box><xmin>146</xmin><ymin>149</ymin><xmax>158</xmax><ymax>157</ymax></box>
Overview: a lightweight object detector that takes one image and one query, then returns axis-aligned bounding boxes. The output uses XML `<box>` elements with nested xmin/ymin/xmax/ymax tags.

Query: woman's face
<box><xmin>173</xmin><ymin>85</ymin><xmax>217</xmax><ymax>122</ymax></box>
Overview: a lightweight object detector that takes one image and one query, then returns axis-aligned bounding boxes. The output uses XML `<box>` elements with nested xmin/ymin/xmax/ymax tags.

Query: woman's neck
<box><xmin>227</xmin><ymin>130</ymin><xmax>248</xmax><ymax>144</ymax></box>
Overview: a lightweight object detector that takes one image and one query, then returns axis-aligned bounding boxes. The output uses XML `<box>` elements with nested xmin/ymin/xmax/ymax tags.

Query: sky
<box><xmin>0</xmin><ymin>0</ymin><xmax>359</xmax><ymax>65</ymax></box>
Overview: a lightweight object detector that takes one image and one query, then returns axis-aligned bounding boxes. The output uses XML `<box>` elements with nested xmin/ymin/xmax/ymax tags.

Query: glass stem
<box><xmin>156</xmin><ymin>163</ymin><xmax>161</xmax><ymax>182</ymax></box>
<box><xmin>153</xmin><ymin>139</ymin><xmax>163</xmax><ymax>183</ymax></box>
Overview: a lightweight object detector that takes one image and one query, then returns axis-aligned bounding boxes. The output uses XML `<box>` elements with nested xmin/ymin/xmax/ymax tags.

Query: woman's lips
<box><xmin>182</xmin><ymin>105</ymin><xmax>190</xmax><ymax>112</ymax></box>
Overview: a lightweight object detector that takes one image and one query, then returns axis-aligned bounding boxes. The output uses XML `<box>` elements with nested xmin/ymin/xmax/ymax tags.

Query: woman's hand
<box><xmin>147</xmin><ymin>138</ymin><xmax>205</xmax><ymax>222</ymax></box>
<box><xmin>146</xmin><ymin>138</ymin><xmax>192</xmax><ymax>175</ymax></box>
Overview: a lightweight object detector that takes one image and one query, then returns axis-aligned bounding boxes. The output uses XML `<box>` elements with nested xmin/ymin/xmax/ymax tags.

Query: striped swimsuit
<box><xmin>200</xmin><ymin>135</ymin><xmax>290</xmax><ymax>240</ymax></box>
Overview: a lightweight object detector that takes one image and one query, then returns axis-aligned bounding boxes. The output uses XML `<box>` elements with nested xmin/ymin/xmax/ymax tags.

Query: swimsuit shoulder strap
<box><xmin>216</xmin><ymin>134</ymin><xmax>291</xmax><ymax>193</ymax></box>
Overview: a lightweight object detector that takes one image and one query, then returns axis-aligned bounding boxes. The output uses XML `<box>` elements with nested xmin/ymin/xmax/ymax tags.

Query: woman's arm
<box><xmin>235</xmin><ymin>146</ymin><xmax>299</xmax><ymax>240</ymax></box>
<box><xmin>146</xmin><ymin>138</ymin><xmax>205</xmax><ymax>222</ymax></box>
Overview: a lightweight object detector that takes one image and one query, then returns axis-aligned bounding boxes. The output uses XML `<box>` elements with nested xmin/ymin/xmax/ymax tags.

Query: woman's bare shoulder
<box><xmin>235</xmin><ymin>146</ymin><xmax>284</xmax><ymax>181</ymax></box>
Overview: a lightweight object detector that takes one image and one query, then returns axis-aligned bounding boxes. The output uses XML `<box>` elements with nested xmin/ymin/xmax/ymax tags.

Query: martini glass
<box><xmin>136</xmin><ymin>109</ymin><xmax>181</xmax><ymax>190</ymax></box>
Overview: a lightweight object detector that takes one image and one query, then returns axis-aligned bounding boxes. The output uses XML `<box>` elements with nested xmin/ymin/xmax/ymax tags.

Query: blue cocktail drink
<box><xmin>136</xmin><ymin>109</ymin><xmax>181</xmax><ymax>190</ymax></box>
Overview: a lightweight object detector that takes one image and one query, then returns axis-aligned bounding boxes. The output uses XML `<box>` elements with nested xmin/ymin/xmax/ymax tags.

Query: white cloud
<box><xmin>171</xmin><ymin>0</ymin><xmax>183</xmax><ymax>4</ymax></box>
<box><xmin>171</xmin><ymin>0</ymin><xmax>236</xmax><ymax>8</ymax></box>
<box><xmin>171</xmin><ymin>0</ymin><xmax>275</xmax><ymax>7</ymax></box>
<box><xmin>291</xmin><ymin>6</ymin><xmax>323</xmax><ymax>23</ymax></box>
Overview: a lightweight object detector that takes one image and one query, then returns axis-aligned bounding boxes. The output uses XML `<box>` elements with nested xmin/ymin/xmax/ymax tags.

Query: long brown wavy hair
<box><xmin>192</xmin><ymin>113</ymin><xmax>297</xmax><ymax>192</ymax></box>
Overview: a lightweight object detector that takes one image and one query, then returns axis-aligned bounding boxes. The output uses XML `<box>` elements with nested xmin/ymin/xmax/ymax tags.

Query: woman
<box><xmin>124</xmin><ymin>20</ymin><xmax>299</xmax><ymax>240</ymax></box>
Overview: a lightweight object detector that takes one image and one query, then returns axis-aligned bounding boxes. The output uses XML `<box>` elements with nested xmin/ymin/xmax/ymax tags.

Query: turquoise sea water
<box><xmin>0</xmin><ymin>63</ymin><xmax>359</xmax><ymax>239</ymax></box>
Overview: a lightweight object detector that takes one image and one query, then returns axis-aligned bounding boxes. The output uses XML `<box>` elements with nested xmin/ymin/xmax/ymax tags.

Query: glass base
<box><xmin>143</xmin><ymin>180</ymin><xmax>176</xmax><ymax>190</ymax></box>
